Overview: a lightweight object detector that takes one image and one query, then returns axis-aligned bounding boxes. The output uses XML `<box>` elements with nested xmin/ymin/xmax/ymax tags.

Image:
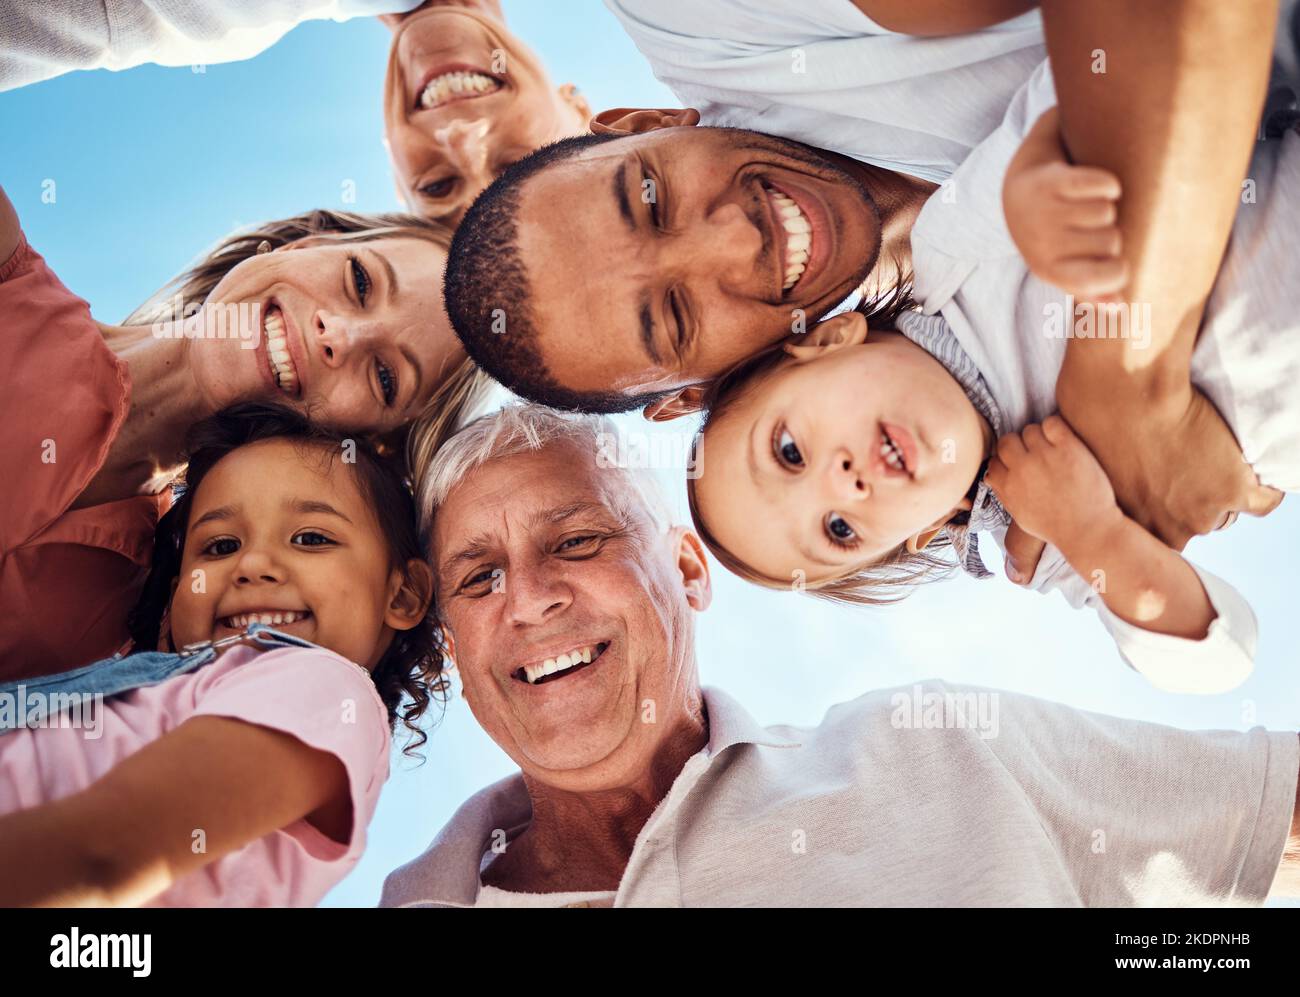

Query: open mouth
<box><xmin>416</xmin><ymin>68</ymin><xmax>502</xmax><ymax>110</ymax></box>
<box><xmin>264</xmin><ymin>304</ymin><xmax>301</xmax><ymax>399</ymax></box>
<box><xmin>219</xmin><ymin>609</ymin><xmax>312</xmax><ymax>629</ymax></box>
<box><xmin>878</xmin><ymin>422</ymin><xmax>915</xmax><ymax>478</ymax></box>
<box><xmin>512</xmin><ymin>642</ymin><xmax>610</xmax><ymax>686</ymax></box>
<box><xmin>761</xmin><ymin>181</ymin><xmax>812</xmax><ymax>296</ymax></box>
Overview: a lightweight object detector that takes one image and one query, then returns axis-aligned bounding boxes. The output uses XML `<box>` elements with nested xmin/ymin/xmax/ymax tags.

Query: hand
<box><xmin>986</xmin><ymin>416</ymin><xmax>1123</xmax><ymax>573</ymax></box>
<box><xmin>1060</xmin><ymin>381</ymin><xmax>1283</xmax><ymax>551</ymax></box>
<box><xmin>1003</xmin><ymin>110</ymin><xmax>1128</xmax><ymax>299</ymax></box>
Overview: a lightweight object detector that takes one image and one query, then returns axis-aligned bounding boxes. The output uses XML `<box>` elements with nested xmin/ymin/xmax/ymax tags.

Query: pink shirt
<box><xmin>0</xmin><ymin>644</ymin><xmax>391</xmax><ymax>907</ymax></box>
<box><xmin>0</xmin><ymin>231</ymin><xmax>169</xmax><ymax>679</ymax></box>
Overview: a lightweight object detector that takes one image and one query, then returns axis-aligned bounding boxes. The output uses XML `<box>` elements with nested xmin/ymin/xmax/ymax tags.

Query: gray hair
<box><xmin>416</xmin><ymin>403</ymin><xmax>673</xmax><ymax>542</ymax></box>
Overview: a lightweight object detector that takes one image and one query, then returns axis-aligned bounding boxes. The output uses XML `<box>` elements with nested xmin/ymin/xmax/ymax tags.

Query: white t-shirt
<box><xmin>907</xmin><ymin>58</ymin><xmax>1300</xmax><ymax>694</ymax></box>
<box><xmin>604</xmin><ymin>0</ymin><xmax>1046</xmax><ymax>183</ymax></box>
<box><xmin>0</xmin><ymin>0</ymin><xmax>422</xmax><ymax>91</ymax></box>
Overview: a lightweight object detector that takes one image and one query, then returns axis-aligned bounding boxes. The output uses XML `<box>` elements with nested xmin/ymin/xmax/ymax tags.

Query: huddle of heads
<box><xmin>132</xmin><ymin>400</ymin><xmax>707</xmax><ymax>788</ymax></box>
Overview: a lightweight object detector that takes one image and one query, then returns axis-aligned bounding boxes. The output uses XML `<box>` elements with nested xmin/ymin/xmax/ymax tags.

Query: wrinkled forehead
<box><xmin>432</xmin><ymin>438</ymin><xmax>654</xmax><ymax>560</ymax></box>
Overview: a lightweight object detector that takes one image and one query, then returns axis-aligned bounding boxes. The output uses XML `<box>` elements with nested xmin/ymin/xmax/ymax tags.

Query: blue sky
<box><xmin>4</xmin><ymin>1</ymin><xmax>1297</xmax><ymax>907</ymax></box>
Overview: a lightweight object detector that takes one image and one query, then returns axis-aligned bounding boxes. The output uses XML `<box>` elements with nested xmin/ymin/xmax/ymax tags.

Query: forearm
<box><xmin>0</xmin><ymin>796</ymin><xmax>161</xmax><ymax>907</ymax></box>
<box><xmin>1056</xmin><ymin>512</ymin><xmax>1216</xmax><ymax>640</ymax></box>
<box><xmin>1043</xmin><ymin>0</ymin><xmax>1276</xmax><ymax>397</ymax></box>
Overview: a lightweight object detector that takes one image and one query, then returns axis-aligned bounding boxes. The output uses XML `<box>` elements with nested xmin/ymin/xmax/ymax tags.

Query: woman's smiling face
<box><xmin>187</xmin><ymin>235</ymin><xmax>458</xmax><ymax>434</ymax></box>
<box><xmin>383</xmin><ymin>6</ymin><xmax>590</xmax><ymax>225</ymax></box>
<box><xmin>694</xmin><ymin>324</ymin><xmax>990</xmax><ymax>585</ymax></box>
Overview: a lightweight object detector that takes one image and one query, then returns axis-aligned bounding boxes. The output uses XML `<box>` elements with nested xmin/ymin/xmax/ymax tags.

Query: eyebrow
<box><xmin>192</xmin><ymin>504</ymin><xmax>238</xmax><ymax>530</ymax></box>
<box><xmin>372</xmin><ymin>247</ymin><xmax>400</xmax><ymax>303</ymax></box>
<box><xmin>291</xmin><ymin>498</ymin><xmax>353</xmax><ymax>523</ymax></box>
<box><xmin>614</xmin><ymin>158</ymin><xmax>634</xmax><ymax>231</ymax></box>
<box><xmin>639</xmin><ymin>298</ymin><xmax>662</xmax><ymax>365</ymax></box>
<box><xmin>438</xmin><ymin>502</ymin><xmax>616</xmax><ymax>576</ymax></box>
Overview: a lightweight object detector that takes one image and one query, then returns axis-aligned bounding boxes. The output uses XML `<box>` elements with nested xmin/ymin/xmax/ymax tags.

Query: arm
<box><xmin>854</xmin><ymin>0</ymin><xmax>1037</xmax><ymax>35</ymax></box>
<box><xmin>0</xmin><ymin>715</ymin><xmax>348</xmax><ymax>906</ymax></box>
<box><xmin>987</xmin><ymin>417</ymin><xmax>1215</xmax><ymax>640</ymax></box>
<box><xmin>0</xmin><ymin>184</ymin><xmax>19</xmax><ymax>268</ymax></box>
<box><xmin>1042</xmin><ymin>0</ymin><xmax>1281</xmax><ymax>546</ymax></box>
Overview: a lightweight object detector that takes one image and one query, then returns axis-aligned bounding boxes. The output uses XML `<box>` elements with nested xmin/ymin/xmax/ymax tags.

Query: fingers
<box><xmin>1003</xmin><ymin>520</ymin><xmax>1047</xmax><ymax>586</ymax></box>
<box><xmin>995</xmin><ymin>432</ymin><xmax>1027</xmax><ymax>465</ymax></box>
<box><xmin>1056</xmin><ymin>165</ymin><xmax>1122</xmax><ymax>202</ymax></box>
<box><xmin>1039</xmin><ymin>414</ymin><xmax>1073</xmax><ymax>444</ymax></box>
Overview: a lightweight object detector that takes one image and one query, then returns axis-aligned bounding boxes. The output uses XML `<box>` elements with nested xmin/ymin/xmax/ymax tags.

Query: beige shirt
<box><xmin>381</xmin><ymin>683</ymin><xmax>1297</xmax><ymax>907</ymax></box>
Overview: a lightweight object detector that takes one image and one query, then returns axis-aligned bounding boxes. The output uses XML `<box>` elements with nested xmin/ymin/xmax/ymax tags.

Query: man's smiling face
<box><xmin>512</xmin><ymin>124</ymin><xmax>882</xmax><ymax>401</ymax></box>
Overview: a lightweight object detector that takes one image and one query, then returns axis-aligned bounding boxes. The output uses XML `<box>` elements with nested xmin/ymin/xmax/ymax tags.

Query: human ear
<box><xmin>385</xmin><ymin>559</ymin><xmax>435</xmax><ymax>630</ymax></box>
<box><xmin>590</xmin><ymin>106</ymin><xmax>701</xmax><ymax>135</ymax></box>
<box><xmin>643</xmin><ymin>385</ymin><xmax>708</xmax><ymax>422</ymax></box>
<box><xmin>783</xmin><ymin>312</ymin><xmax>870</xmax><ymax>362</ymax></box>
<box><xmin>905</xmin><ymin>497</ymin><xmax>974</xmax><ymax>554</ymax></box>
<box><xmin>558</xmin><ymin>83</ymin><xmax>593</xmax><ymax>127</ymax></box>
<box><xmin>674</xmin><ymin>528</ymin><xmax>712</xmax><ymax>612</ymax></box>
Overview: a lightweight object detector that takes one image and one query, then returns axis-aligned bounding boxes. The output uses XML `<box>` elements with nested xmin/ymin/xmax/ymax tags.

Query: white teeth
<box><xmin>521</xmin><ymin>644</ymin><xmax>601</xmax><ymax>685</ymax></box>
<box><xmin>263</xmin><ymin>308</ymin><xmax>298</xmax><ymax>394</ymax></box>
<box><xmin>418</xmin><ymin>71</ymin><xmax>501</xmax><ymax>109</ymax></box>
<box><xmin>768</xmin><ymin>185</ymin><xmax>813</xmax><ymax>294</ymax></box>
<box><xmin>223</xmin><ymin>610</ymin><xmax>307</xmax><ymax>629</ymax></box>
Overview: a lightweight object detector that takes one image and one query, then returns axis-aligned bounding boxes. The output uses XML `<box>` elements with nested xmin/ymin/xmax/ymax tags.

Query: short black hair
<box><xmin>444</xmin><ymin>131</ymin><xmax>664</xmax><ymax>414</ymax></box>
<box><xmin>127</xmin><ymin>402</ymin><xmax>449</xmax><ymax>753</ymax></box>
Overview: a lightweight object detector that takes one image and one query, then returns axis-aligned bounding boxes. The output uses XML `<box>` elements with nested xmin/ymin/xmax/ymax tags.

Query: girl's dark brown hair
<box><xmin>685</xmin><ymin>281</ymin><xmax>962</xmax><ymax>605</ymax></box>
<box><xmin>127</xmin><ymin>402</ymin><xmax>450</xmax><ymax>754</ymax></box>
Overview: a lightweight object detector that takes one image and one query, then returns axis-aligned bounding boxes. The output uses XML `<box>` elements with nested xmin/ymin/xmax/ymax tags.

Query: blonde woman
<box><xmin>0</xmin><ymin>189</ymin><xmax>489</xmax><ymax>678</ymax></box>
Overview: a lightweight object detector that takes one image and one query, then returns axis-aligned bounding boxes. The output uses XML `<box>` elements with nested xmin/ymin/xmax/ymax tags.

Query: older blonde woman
<box><xmin>0</xmin><ymin>188</ymin><xmax>489</xmax><ymax>677</ymax></box>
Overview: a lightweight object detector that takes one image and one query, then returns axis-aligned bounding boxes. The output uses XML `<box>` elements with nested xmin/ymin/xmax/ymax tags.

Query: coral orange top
<box><xmin>0</xmin><ymin>233</ymin><xmax>169</xmax><ymax>679</ymax></box>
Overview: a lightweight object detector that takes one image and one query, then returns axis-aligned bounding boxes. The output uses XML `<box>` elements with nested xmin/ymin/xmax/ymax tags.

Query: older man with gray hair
<box><xmin>381</xmin><ymin>403</ymin><xmax>1300</xmax><ymax>907</ymax></box>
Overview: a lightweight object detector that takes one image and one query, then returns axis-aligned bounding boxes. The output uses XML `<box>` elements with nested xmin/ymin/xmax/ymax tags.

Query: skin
<box><xmin>80</xmin><ymin>234</ymin><xmax>463</xmax><ymax>509</ymax></box>
<box><xmin>381</xmin><ymin>0</ymin><xmax>590</xmax><ymax>225</ymax></box>
<box><xmin>0</xmin><ymin>438</ymin><xmax>433</xmax><ymax>906</ymax></box>
<box><xmin>166</xmin><ymin>437</ymin><xmax>432</xmax><ymax>668</ymax></box>
<box><xmin>513</xmin><ymin>108</ymin><xmax>934</xmax><ymax>406</ymax></box>
<box><xmin>694</xmin><ymin>313</ymin><xmax>991</xmax><ymax>583</ymax></box>
<box><xmin>432</xmin><ymin>438</ymin><xmax>710</xmax><ymax>892</ymax></box>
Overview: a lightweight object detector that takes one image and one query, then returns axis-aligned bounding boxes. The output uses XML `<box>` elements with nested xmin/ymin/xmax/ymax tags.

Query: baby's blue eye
<box><xmin>775</xmin><ymin>427</ymin><xmax>803</xmax><ymax>467</ymax></box>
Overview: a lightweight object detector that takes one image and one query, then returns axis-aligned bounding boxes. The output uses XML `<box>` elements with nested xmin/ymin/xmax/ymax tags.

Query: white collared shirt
<box><xmin>603</xmin><ymin>0</ymin><xmax>1046</xmax><ymax>184</ymax></box>
<box><xmin>381</xmin><ymin>683</ymin><xmax>1297</xmax><ymax>907</ymax></box>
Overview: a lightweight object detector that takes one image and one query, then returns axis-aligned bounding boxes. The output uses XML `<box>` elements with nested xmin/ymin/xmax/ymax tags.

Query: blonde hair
<box><xmin>124</xmin><ymin>207</ymin><xmax>493</xmax><ymax>462</ymax></box>
<box><xmin>684</xmin><ymin>287</ymin><xmax>960</xmax><ymax>606</ymax></box>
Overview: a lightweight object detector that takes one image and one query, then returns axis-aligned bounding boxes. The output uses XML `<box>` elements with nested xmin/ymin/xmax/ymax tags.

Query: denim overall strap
<box><xmin>0</xmin><ymin>623</ymin><xmax>317</xmax><ymax>735</ymax></box>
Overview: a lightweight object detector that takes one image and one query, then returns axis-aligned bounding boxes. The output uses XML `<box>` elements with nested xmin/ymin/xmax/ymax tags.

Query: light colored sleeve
<box><xmin>191</xmin><ymin>646</ymin><xmax>391</xmax><ymax>861</ymax></box>
<box><xmin>965</xmin><ymin>681</ymin><xmax>1298</xmax><ymax>906</ymax></box>
<box><xmin>0</xmin><ymin>0</ymin><xmax>422</xmax><ymax>92</ymax></box>
<box><xmin>1013</xmin><ymin>539</ymin><xmax>1258</xmax><ymax>695</ymax></box>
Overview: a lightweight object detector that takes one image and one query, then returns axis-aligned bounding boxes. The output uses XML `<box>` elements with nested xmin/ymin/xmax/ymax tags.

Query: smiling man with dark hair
<box><xmin>443</xmin><ymin>109</ymin><xmax>915</xmax><ymax>415</ymax></box>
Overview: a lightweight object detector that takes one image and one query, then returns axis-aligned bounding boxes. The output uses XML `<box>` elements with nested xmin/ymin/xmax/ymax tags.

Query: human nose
<box><xmin>668</xmin><ymin>201</ymin><xmax>762</xmax><ymax>289</ymax></box>
<box><xmin>233</xmin><ymin>544</ymin><xmax>286</xmax><ymax>586</ymax></box>
<box><xmin>314</xmin><ymin>311</ymin><xmax>382</xmax><ymax>369</ymax></box>
<box><xmin>502</xmin><ymin>561</ymin><xmax>573</xmax><ymax>627</ymax></box>
<box><xmin>431</xmin><ymin>118</ymin><xmax>494</xmax><ymax>191</ymax></box>
<box><xmin>825</xmin><ymin>447</ymin><xmax>872</xmax><ymax>504</ymax></box>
